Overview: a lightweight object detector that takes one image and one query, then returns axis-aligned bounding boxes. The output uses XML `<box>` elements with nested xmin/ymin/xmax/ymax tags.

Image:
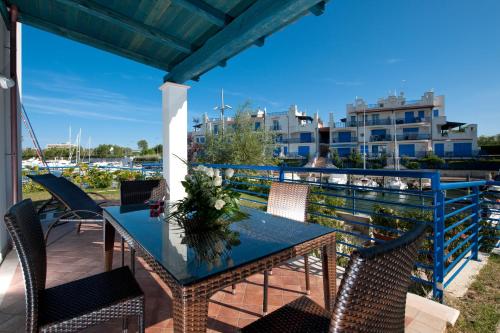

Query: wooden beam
<box><xmin>164</xmin><ymin>0</ymin><xmax>329</xmax><ymax>83</ymax></box>
<box><xmin>19</xmin><ymin>13</ymin><xmax>171</xmax><ymax>71</ymax></box>
<box><xmin>53</xmin><ymin>0</ymin><xmax>193</xmax><ymax>54</ymax></box>
<box><xmin>172</xmin><ymin>0</ymin><xmax>230</xmax><ymax>27</ymax></box>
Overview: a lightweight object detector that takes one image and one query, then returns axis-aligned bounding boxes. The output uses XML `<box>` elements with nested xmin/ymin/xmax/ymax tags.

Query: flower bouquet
<box><xmin>167</xmin><ymin>165</ymin><xmax>245</xmax><ymax>232</ymax></box>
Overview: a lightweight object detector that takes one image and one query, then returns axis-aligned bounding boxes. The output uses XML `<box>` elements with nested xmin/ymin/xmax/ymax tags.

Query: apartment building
<box><xmin>329</xmin><ymin>91</ymin><xmax>478</xmax><ymax>159</ymax></box>
<box><xmin>190</xmin><ymin>105</ymin><xmax>323</xmax><ymax>159</ymax></box>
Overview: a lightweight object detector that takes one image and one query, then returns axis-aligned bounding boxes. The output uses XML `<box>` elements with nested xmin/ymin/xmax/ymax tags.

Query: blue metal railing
<box><xmin>197</xmin><ymin>163</ymin><xmax>499</xmax><ymax>302</ymax></box>
<box><xmin>26</xmin><ymin>162</ymin><xmax>499</xmax><ymax>302</ymax></box>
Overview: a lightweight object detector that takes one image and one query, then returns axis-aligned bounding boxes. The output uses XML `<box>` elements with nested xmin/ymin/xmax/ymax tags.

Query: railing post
<box><xmin>471</xmin><ymin>186</ymin><xmax>480</xmax><ymax>261</ymax></box>
<box><xmin>433</xmin><ymin>189</ymin><xmax>445</xmax><ymax>302</ymax></box>
<box><xmin>278</xmin><ymin>164</ymin><xmax>285</xmax><ymax>182</ymax></box>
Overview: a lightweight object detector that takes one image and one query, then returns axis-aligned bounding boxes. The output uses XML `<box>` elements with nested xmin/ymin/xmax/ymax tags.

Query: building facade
<box><xmin>329</xmin><ymin>91</ymin><xmax>478</xmax><ymax>160</ymax></box>
<box><xmin>190</xmin><ymin>105</ymin><xmax>324</xmax><ymax>159</ymax></box>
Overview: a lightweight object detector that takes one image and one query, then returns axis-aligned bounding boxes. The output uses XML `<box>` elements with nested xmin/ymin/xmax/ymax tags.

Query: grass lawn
<box><xmin>447</xmin><ymin>254</ymin><xmax>500</xmax><ymax>333</ymax></box>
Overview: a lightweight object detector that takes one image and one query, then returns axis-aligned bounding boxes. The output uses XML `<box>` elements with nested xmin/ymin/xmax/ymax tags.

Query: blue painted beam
<box><xmin>172</xmin><ymin>0</ymin><xmax>230</xmax><ymax>27</ymax></box>
<box><xmin>19</xmin><ymin>13</ymin><xmax>172</xmax><ymax>72</ymax></box>
<box><xmin>164</xmin><ymin>0</ymin><xmax>330</xmax><ymax>83</ymax></box>
<box><xmin>53</xmin><ymin>0</ymin><xmax>193</xmax><ymax>54</ymax></box>
<box><xmin>310</xmin><ymin>1</ymin><xmax>326</xmax><ymax>16</ymax></box>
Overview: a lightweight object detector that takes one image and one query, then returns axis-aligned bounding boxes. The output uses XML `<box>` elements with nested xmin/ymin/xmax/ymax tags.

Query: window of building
<box><xmin>255</xmin><ymin>122</ymin><xmax>261</xmax><ymax>130</ymax></box>
<box><xmin>418</xmin><ymin>110</ymin><xmax>425</xmax><ymax>120</ymax></box>
<box><xmin>272</xmin><ymin>120</ymin><xmax>280</xmax><ymax>130</ymax></box>
<box><xmin>213</xmin><ymin>124</ymin><xmax>219</xmax><ymax>134</ymax></box>
<box><xmin>433</xmin><ymin>109</ymin><xmax>439</xmax><ymax>117</ymax></box>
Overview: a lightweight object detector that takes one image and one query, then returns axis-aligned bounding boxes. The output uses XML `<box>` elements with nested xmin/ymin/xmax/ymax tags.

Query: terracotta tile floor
<box><xmin>0</xmin><ymin>221</ymin><xmax>449</xmax><ymax>332</ymax></box>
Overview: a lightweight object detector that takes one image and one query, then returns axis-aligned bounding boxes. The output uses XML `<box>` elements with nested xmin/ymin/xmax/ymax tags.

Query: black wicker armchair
<box><xmin>3</xmin><ymin>199</ymin><xmax>145</xmax><ymax>333</ymax></box>
<box><xmin>242</xmin><ymin>222</ymin><xmax>428</xmax><ymax>333</ymax></box>
<box><xmin>120</xmin><ymin>179</ymin><xmax>169</xmax><ymax>205</ymax></box>
<box><xmin>119</xmin><ymin>179</ymin><xmax>169</xmax><ymax>269</ymax></box>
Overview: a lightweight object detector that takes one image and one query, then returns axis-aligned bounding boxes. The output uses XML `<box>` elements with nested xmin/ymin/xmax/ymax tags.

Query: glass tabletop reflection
<box><xmin>104</xmin><ymin>204</ymin><xmax>335</xmax><ymax>286</ymax></box>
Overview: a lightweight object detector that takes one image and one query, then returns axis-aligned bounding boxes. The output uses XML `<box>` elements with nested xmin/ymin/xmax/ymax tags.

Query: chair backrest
<box><xmin>27</xmin><ymin>174</ymin><xmax>101</xmax><ymax>216</ymax></box>
<box><xmin>330</xmin><ymin>222</ymin><xmax>428</xmax><ymax>333</ymax></box>
<box><xmin>120</xmin><ymin>179</ymin><xmax>169</xmax><ymax>205</ymax></box>
<box><xmin>4</xmin><ymin>199</ymin><xmax>46</xmax><ymax>332</ymax></box>
<box><xmin>266</xmin><ymin>182</ymin><xmax>309</xmax><ymax>222</ymax></box>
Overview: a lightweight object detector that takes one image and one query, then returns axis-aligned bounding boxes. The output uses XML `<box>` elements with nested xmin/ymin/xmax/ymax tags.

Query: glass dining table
<box><xmin>103</xmin><ymin>204</ymin><xmax>337</xmax><ymax>333</ymax></box>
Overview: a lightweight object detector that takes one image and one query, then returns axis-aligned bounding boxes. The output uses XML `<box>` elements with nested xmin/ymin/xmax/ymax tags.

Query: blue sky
<box><xmin>22</xmin><ymin>0</ymin><xmax>500</xmax><ymax>149</ymax></box>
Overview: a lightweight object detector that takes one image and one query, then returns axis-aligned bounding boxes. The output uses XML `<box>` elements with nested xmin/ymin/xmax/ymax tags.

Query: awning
<box><xmin>440</xmin><ymin>121</ymin><xmax>466</xmax><ymax>131</ymax></box>
<box><xmin>3</xmin><ymin>0</ymin><xmax>329</xmax><ymax>83</ymax></box>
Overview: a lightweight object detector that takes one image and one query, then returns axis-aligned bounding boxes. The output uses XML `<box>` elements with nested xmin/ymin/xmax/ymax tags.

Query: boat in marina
<box><xmin>386</xmin><ymin>177</ymin><xmax>408</xmax><ymax>190</ymax></box>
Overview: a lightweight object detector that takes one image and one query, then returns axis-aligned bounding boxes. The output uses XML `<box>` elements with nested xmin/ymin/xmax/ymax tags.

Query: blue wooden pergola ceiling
<box><xmin>3</xmin><ymin>0</ymin><xmax>329</xmax><ymax>83</ymax></box>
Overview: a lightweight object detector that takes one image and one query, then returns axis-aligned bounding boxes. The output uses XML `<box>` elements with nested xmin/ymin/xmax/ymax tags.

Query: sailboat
<box><xmin>353</xmin><ymin>105</ymin><xmax>379</xmax><ymax>190</ymax></box>
<box><xmin>386</xmin><ymin>115</ymin><xmax>408</xmax><ymax>190</ymax></box>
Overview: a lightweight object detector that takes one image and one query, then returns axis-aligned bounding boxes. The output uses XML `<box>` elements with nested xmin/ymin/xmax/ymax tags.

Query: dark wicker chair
<box><xmin>120</xmin><ymin>179</ymin><xmax>169</xmax><ymax>205</ymax></box>
<box><xmin>119</xmin><ymin>179</ymin><xmax>169</xmax><ymax>269</ymax></box>
<box><xmin>27</xmin><ymin>174</ymin><xmax>108</xmax><ymax>241</ymax></box>
<box><xmin>242</xmin><ymin>222</ymin><xmax>428</xmax><ymax>333</ymax></box>
<box><xmin>263</xmin><ymin>182</ymin><xmax>310</xmax><ymax>314</ymax></box>
<box><xmin>3</xmin><ymin>199</ymin><xmax>145</xmax><ymax>333</ymax></box>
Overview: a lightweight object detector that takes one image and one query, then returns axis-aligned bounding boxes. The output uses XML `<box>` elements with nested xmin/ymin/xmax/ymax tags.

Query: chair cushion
<box><xmin>242</xmin><ymin>296</ymin><xmax>331</xmax><ymax>333</ymax></box>
<box><xmin>39</xmin><ymin>266</ymin><xmax>143</xmax><ymax>326</ymax></box>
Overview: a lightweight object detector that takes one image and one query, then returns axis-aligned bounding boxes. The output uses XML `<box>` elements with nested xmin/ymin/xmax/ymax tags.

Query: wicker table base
<box><xmin>103</xmin><ymin>218</ymin><xmax>336</xmax><ymax>333</ymax></box>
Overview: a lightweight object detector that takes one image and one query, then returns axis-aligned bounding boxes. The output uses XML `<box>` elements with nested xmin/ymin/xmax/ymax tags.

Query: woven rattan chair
<box><xmin>242</xmin><ymin>222</ymin><xmax>428</xmax><ymax>333</ymax></box>
<box><xmin>262</xmin><ymin>182</ymin><xmax>310</xmax><ymax>314</ymax></box>
<box><xmin>27</xmin><ymin>174</ymin><xmax>108</xmax><ymax>241</ymax></box>
<box><xmin>120</xmin><ymin>179</ymin><xmax>169</xmax><ymax>205</ymax></box>
<box><xmin>3</xmin><ymin>199</ymin><xmax>145</xmax><ymax>333</ymax></box>
<box><xmin>119</xmin><ymin>179</ymin><xmax>169</xmax><ymax>268</ymax></box>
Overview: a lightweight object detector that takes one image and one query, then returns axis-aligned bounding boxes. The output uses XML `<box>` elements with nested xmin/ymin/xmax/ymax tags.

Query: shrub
<box><xmin>86</xmin><ymin>168</ymin><xmax>113</xmax><ymax>188</ymax></box>
<box><xmin>114</xmin><ymin>170</ymin><xmax>143</xmax><ymax>183</ymax></box>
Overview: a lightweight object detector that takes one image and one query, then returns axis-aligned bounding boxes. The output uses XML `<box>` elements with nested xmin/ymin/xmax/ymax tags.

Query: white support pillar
<box><xmin>160</xmin><ymin>81</ymin><xmax>190</xmax><ymax>202</ymax></box>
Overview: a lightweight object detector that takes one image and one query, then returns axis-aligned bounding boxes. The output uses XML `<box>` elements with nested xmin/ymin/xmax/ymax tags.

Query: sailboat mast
<box><xmin>393</xmin><ymin>111</ymin><xmax>399</xmax><ymax>170</ymax></box>
<box><xmin>363</xmin><ymin>106</ymin><xmax>366</xmax><ymax>169</ymax></box>
<box><xmin>221</xmin><ymin>89</ymin><xmax>225</xmax><ymax>136</ymax></box>
<box><xmin>88</xmin><ymin>137</ymin><xmax>91</xmax><ymax>163</ymax></box>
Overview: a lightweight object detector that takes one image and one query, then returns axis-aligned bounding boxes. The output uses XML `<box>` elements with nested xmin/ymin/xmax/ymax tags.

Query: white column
<box><xmin>159</xmin><ymin>81</ymin><xmax>190</xmax><ymax>202</ymax></box>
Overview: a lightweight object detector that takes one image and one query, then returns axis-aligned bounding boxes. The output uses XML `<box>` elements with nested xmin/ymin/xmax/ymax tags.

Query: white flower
<box><xmin>225</xmin><ymin>168</ymin><xmax>234</xmax><ymax>179</ymax></box>
<box><xmin>205</xmin><ymin>168</ymin><xmax>214</xmax><ymax>178</ymax></box>
<box><xmin>214</xmin><ymin>169</ymin><xmax>221</xmax><ymax>177</ymax></box>
<box><xmin>214</xmin><ymin>199</ymin><xmax>225</xmax><ymax>210</ymax></box>
<box><xmin>213</xmin><ymin>176</ymin><xmax>223</xmax><ymax>187</ymax></box>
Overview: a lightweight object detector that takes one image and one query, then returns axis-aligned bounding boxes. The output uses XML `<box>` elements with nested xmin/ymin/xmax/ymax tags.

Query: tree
<box><xmin>137</xmin><ymin>139</ymin><xmax>149</xmax><ymax>154</ymax></box>
<box><xmin>22</xmin><ymin>148</ymin><xmax>38</xmax><ymax>159</ymax></box>
<box><xmin>329</xmin><ymin>148</ymin><xmax>342</xmax><ymax>167</ymax></box>
<box><xmin>478</xmin><ymin>134</ymin><xmax>500</xmax><ymax>146</ymax></box>
<box><xmin>198</xmin><ymin>102</ymin><xmax>277</xmax><ymax>165</ymax></box>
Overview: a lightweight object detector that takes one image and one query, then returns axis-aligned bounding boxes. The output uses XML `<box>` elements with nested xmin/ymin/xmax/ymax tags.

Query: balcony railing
<box><xmin>331</xmin><ymin>137</ymin><xmax>357</xmax><ymax>143</ymax></box>
<box><xmin>363</xmin><ymin>118</ymin><xmax>392</xmax><ymax>126</ymax></box>
<box><xmin>278</xmin><ymin>136</ymin><xmax>315</xmax><ymax>144</ymax></box>
<box><xmin>395</xmin><ymin>116</ymin><xmax>430</xmax><ymax>124</ymax></box>
<box><xmin>269</xmin><ymin>125</ymin><xmax>283</xmax><ymax>131</ymax></box>
<box><xmin>396</xmin><ymin>133</ymin><xmax>431</xmax><ymax>141</ymax></box>
<box><xmin>333</xmin><ymin>121</ymin><xmax>357</xmax><ymax>128</ymax></box>
<box><xmin>370</xmin><ymin>134</ymin><xmax>392</xmax><ymax>142</ymax></box>
<box><xmin>195</xmin><ymin>163</ymin><xmax>500</xmax><ymax>303</ymax></box>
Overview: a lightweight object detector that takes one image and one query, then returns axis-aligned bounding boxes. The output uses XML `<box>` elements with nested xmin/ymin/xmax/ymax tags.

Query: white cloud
<box><xmin>22</xmin><ymin>70</ymin><xmax>160</xmax><ymax>123</ymax></box>
<box><xmin>386</xmin><ymin>58</ymin><xmax>403</xmax><ymax>64</ymax></box>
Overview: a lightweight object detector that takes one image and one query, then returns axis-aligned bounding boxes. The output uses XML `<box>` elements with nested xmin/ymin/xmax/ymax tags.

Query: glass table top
<box><xmin>103</xmin><ymin>204</ymin><xmax>335</xmax><ymax>285</ymax></box>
